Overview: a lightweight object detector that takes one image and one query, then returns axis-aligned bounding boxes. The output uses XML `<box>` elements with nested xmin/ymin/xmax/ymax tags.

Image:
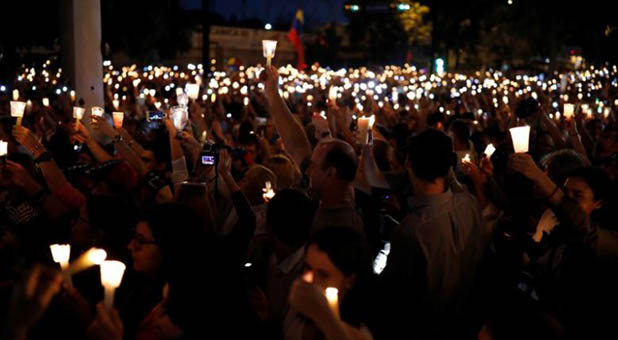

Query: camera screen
<box><xmin>148</xmin><ymin>111</ymin><xmax>165</xmax><ymax>121</ymax></box>
<box><xmin>201</xmin><ymin>155</ymin><xmax>215</xmax><ymax>165</ymax></box>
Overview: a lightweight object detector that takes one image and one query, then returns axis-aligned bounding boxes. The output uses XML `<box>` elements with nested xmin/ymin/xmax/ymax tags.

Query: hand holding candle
<box><xmin>10</xmin><ymin>101</ymin><xmax>26</xmax><ymax>126</ymax></box>
<box><xmin>262</xmin><ymin>40</ymin><xmax>278</xmax><ymax>66</ymax></box>
<box><xmin>509</xmin><ymin>126</ymin><xmax>531</xmax><ymax>153</ymax></box>
<box><xmin>100</xmin><ymin>260</ymin><xmax>126</xmax><ymax>310</ymax></box>
<box><xmin>73</xmin><ymin>107</ymin><xmax>85</xmax><ymax>131</ymax></box>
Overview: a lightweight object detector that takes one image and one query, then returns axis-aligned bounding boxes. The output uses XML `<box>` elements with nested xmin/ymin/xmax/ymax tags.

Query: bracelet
<box><xmin>547</xmin><ymin>185</ymin><xmax>560</xmax><ymax>200</ymax></box>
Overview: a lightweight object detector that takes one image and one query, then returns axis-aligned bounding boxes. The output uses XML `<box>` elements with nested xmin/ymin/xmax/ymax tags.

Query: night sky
<box><xmin>182</xmin><ymin>0</ymin><xmax>349</xmax><ymax>28</ymax></box>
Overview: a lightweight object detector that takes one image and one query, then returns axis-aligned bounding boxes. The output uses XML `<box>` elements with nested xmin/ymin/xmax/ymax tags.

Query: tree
<box><xmin>396</xmin><ymin>1</ymin><xmax>432</xmax><ymax>47</ymax></box>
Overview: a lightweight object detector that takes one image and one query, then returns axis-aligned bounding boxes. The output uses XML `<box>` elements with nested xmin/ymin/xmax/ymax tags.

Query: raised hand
<box><xmin>91</xmin><ymin>115</ymin><xmax>116</xmax><ymax>138</ymax></box>
<box><xmin>86</xmin><ymin>303</ymin><xmax>123</xmax><ymax>340</ymax></box>
<box><xmin>288</xmin><ymin>278</ymin><xmax>331</xmax><ymax>322</ymax></box>
<box><xmin>12</xmin><ymin>126</ymin><xmax>45</xmax><ymax>158</ymax></box>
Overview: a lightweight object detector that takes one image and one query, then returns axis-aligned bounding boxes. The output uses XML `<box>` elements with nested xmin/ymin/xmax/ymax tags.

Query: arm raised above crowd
<box><xmin>263</xmin><ymin>65</ymin><xmax>312</xmax><ymax>166</ymax></box>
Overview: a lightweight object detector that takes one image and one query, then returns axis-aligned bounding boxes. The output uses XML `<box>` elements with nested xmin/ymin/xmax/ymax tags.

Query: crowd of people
<box><xmin>0</xmin><ymin>58</ymin><xmax>617</xmax><ymax>340</ymax></box>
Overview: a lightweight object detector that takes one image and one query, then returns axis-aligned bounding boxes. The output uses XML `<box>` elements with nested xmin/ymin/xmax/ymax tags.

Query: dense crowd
<box><xmin>0</xmin><ymin>58</ymin><xmax>617</xmax><ymax>340</ymax></box>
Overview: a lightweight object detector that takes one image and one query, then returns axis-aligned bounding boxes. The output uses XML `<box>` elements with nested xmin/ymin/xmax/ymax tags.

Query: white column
<box><xmin>63</xmin><ymin>0</ymin><xmax>104</xmax><ymax>114</ymax></box>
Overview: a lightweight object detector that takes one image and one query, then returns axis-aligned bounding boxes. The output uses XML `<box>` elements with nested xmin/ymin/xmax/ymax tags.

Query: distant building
<box><xmin>176</xmin><ymin>25</ymin><xmax>298</xmax><ymax>67</ymax></box>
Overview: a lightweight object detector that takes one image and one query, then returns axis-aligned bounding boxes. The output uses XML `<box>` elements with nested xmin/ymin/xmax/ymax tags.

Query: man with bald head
<box><xmin>262</xmin><ymin>66</ymin><xmax>364</xmax><ymax>235</ymax></box>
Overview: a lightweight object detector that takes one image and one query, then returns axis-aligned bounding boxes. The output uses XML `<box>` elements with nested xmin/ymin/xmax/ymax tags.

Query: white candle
<box><xmin>112</xmin><ymin>112</ymin><xmax>124</xmax><ymax>129</ymax></box>
<box><xmin>175</xmin><ymin>87</ymin><xmax>184</xmax><ymax>97</ymax></box>
<box><xmin>325</xmin><ymin>287</ymin><xmax>340</xmax><ymax>319</ymax></box>
<box><xmin>262</xmin><ymin>40</ymin><xmax>278</xmax><ymax>66</ymax></box>
<box><xmin>604</xmin><ymin>107</ymin><xmax>611</xmax><ymax>119</ymax></box>
<box><xmin>356</xmin><ymin>115</ymin><xmax>375</xmax><ymax>145</ymax></box>
<box><xmin>70</xmin><ymin>90</ymin><xmax>76</xmax><ymax>102</ymax></box>
<box><xmin>185</xmin><ymin>83</ymin><xmax>200</xmax><ymax>100</ymax></box>
<box><xmin>65</xmin><ymin>247</ymin><xmax>107</xmax><ymax>276</ymax></box>
<box><xmin>329</xmin><ymin>86</ymin><xmax>338</xmax><ymax>103</ymax></box>
<box><xmin>262</xmin><ymin>181</ymin><xmax>275</xmax><ymax>201</ymax></box>
<box><xmin>484</xmin><ymin>144</ymin><xmax>496</xmax><ymax>158</ymax></box>
<box><xmin>243</xmin><ymin>97</ymin><xmax>250</xmax><ymax>106</ymax></box>
<box><xmin>42</xmin><ymin>98</ymin><xmax>50</xmax><ymax>107</ymax></box>
<box><xmin>50</xmin><ymin>244</ymin><xmax>73</xmax><ymax>287</ymax></box>
<box><xmin>509</xmin><ymin>126</ymin><xmax>531</xmax><ymax>153</ymax></box>
<box><xmin>563</xmin><ymin>103</ymin><xmax>574</xmax><ymax>119</ymax></box>
<box><xmin>0</xmin><ymin>140</ymin><xmax>7</xmax><ymax>157</ymax></box>
<box><xmin>91</xmin><ymin>106</ymin><xmax>105</xmax><ymax>118</ymax></box>
<box><xmin>10</xmin><ymin>101</ymin><xmax>26</xmax><ymax>126</ymax></box>
<box><xmin>100</xmin><ymin>260</ymin><xmax>126</xmax><ymax>310</ymax></box>
<box><xmin>112</xmin><ymin>99</ymin><xmax>120</xmax><ymax>110</ymax></box>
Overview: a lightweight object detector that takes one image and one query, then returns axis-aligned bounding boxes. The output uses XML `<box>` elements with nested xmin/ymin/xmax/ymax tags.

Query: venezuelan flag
<box><xmin>288</xmin><ymin>9</ymin><xmax>306</xmax><ymax>70</ymax></box>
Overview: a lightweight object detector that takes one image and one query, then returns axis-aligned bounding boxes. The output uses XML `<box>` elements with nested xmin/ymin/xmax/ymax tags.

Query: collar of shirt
<box><xmin>407</xmin><ymin>189</ymin><xmax>454</xmax><ymax>222</ymax></box>
<box><xmin>276</xmin><ymin>245</ymin><xmax>306</xmax><ymax>275</ymax></box>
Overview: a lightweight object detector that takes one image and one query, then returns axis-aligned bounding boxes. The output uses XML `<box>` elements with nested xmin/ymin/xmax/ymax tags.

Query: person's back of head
<box><xmin>263</xmin><ymin>155</ymin><xmax>302</xmax><ymax>189</ymax></box>
<box><xmin>448</xmin><ymin>119</ymin><xmax>471</xmax><ymax>146</ymax></box>
<box><xmin>540</xmin><ymin>149</ymin><xmax>591</xmax><ymax>186</ymax></box>
<box><xmin>407</xmin><ymin>129</ymin><xmax>456</xmax><ymax>183</ymax></box>
<box><xmin>266</xmin><ymin>189</ymin><xmax>315</xmax><ymax>249</ymax></box>
<box><xmin>175</xmin><ymin>182</ymin><xmax>217</xmax><ymax>234</ymax></box>
<box><xmin>319</xmin><ymin>139</ymin><xmax>358</xmax><ymax>183</ymax></box>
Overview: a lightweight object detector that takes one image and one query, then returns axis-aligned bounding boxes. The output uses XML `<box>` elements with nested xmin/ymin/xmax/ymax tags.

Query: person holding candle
<box><xmin>286</xmin><ymin>227</ymin><xmax>375</xmax><ymax>340</ymax></box>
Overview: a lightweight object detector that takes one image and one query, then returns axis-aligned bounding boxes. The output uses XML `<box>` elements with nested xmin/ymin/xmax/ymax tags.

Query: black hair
<box><xmin>407</xmin><ymin>129</ymin><xmax>456</xmax><ymax>182</ymax></box>
<box><xmin>515</xmin><ymin>97</ymin><xmax>540</xmax><ymax>119</ymax></box>
<box><xmin>87</xmin><ymin>195</ymin><xmax>137</xmax><ymax>261</ymax></box>
<box><xmin>567</xmin><ymin>167</ymin><xmax>612</xmax><ymax>202</ymax></box>
<box><xmin>266</xmin><ymin>189</ymin><xmax>315</xmax><ymax>248</ymax></box>
<box><xmin>540</xmin><ymin>149</ymin><xmax>591</xmax><ymax>186</ymax></box>
<box><xmin>321</xmin><ymin>141</ymin><xmax>358</xmax><ymax>182</ymax></box>
<box><xmin>448</xmin><ymin>119</ymin><xmax>471</xmax><ymax>144</ymax></box>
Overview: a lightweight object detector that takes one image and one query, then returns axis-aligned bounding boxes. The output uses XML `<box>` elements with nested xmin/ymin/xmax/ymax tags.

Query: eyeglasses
<box><xmin>131</xmin><ymin>229</ymin><xmax>157</xmax><ymax>248</ymax></box>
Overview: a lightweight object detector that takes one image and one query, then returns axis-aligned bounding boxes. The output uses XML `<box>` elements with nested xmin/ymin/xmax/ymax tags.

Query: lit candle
<box><xmin>42</xmin><ymin>97</ymin><xmax>50</xmax><ymax>107</ymax></box>
<box><xmin>325</xmin><ymin>287</ymin><xmax>340</xmax><ymax>319</ymax></box>
<box><xmin>563</xmin><ymin>103</ymin><xmax>574</xmax><ymax>120</ymax></box>
<box><xmin>484</xmin><ymin>144</ymin><xmax>496</xmax><ymax>158</ymax></box>
<box><xmin>10</xmin><ymin>101</ymin><xmax>26</xmax><ymax>126</ymax></box>
<box><xmin>70</xmin><ymin>90</ymin><xmax>76</xmax><ymax>102</ymax></box>
<box><xmin>211</xmin><ymin>93</ymin><xmax>217</xmax><ymax>103</ymax></box>
<box><xmin>100</xmin><ymin>260</ymin><xmax>126</xmax><ymax>310</ymax></box>
<box><xmin>262</xmin><ymin>40</ymin><xmax>278</xmax><ymax>66</ymax></box>
<box><xmin>262</xmin><ymin>181</ymin><xmax>275</xmax><ymax>201</ymax></box>
<box><xmin>185</xmin><ymin>83</ymin><xmax>200</xmax><ymax>100</ymax></box>
<box><xmin>154</xmin><ymin>102</ymin><xmax>162</xmax><ymax>110</ymax></box>
<box><xmin>50</xmin><ymin>244</ymin><xmax>73</xmax><ymax>287</ymax></box>
<box><xmin>509</xmin><ymin>126</ymin><xmax>531</xmax><ymax>153</ymax></box>
<box><xmin>112</xmin><ymin>112</ymin><xmax>124</xmax><ymax>129</ymax></box>
<box><xmin>112</xmin><ymin>99</ymin><xmax>120</xmax><ymax>110</ymax></box>
<box><xmin>65</xmin><ymin>247</ymin><xmax>107</xmax><ymax>276</ymax></box>
<box><xmin>243</xmin><ymin>97</ymin><xmax>250</xmax><ymax>106</ymax></box>
<box><xmin>0</xmin><ymin>140</ymin><xmax>7</xmax><ymax>159</ymax></box>
<box><xmin>175</xmin><ymin>87</ymin><xmax>184</xmax><ymax>97</ymax></box>
<box><xmin>356</xmin><ymin>115</ymin><xmax>375</xmax><ymax>145</ymax></box>
<box><xmin>604</xmin><ymin>107</ymin><xmax>611</xmax><ymax>119</ymax></box>
<box><xmin>12</xmin><ymin>89</ymin><xmax>19</xmax><ymax>101</ymax></box>
<box><xmin>329</xmin><ymin>86</ymin><xmax>338</xmax><ymax>103</ymax></box>
<box><xmin>91</xmin><ymin>106</ymin><xmax>104</xmax><ymax>118</ymax></box>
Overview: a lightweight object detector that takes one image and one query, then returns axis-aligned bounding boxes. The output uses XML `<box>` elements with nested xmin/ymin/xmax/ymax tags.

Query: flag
<box><xmin>288</xmin><ymin>9</ymin><xmax>306</xmax><ymax>70</ymax></box>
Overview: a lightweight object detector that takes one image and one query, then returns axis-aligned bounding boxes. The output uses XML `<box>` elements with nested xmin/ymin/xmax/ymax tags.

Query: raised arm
<box><xmin>360</xmin><ymin>144</ymin><xmax>390</xmax><ymax>189</ymax></box>
<box><xmin>263</xmin><ymin>66</ymin><xmax>312</xmax><ymax>166</ymax></box>
<box><xmin>91</xmin><ymin>115</ymin><xmax>148</xmax><ymax>176</ymax></box>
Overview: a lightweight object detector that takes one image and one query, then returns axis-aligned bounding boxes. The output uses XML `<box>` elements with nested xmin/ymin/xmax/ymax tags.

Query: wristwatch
<box><xmin>34</xmin><ymin>151</ymin><xmax>53</xmax><ymax>164</ymax></box>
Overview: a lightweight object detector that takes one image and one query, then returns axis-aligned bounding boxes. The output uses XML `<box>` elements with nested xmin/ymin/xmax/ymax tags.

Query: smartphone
<box><xmin>147</xmin><ymin>111</ymin><xmax>166</xmax><ymax>121</ymax></box>
<box><xmin>201</xmin><ymin>154</ymin><xmax>216</xmax><ymax>165</ymax></box>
